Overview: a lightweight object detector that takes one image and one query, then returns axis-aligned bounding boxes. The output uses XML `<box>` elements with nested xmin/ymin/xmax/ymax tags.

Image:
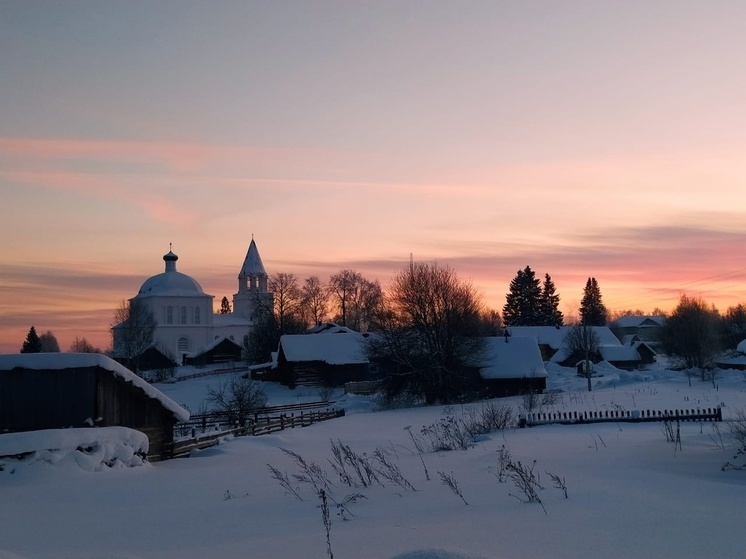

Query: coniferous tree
<box><xmin>20</xmin><ymin>326</ymin><xmax>43</xmax><ymax>353</ymax></box>
<box><xmin>219</xmin><ymin>296</ymin><xmax>232</xmax><ymax>314</ymax></box>
<box><xmin>540</xmin><ymin>274</ymin><xmax>564</xmax><ymax>327</ymax></box>
<box><xmin>503</xmin><ymin>266</ymin><xmax>542</xmax><ymax>326</ymax></box>
<box><xmin>579</xmin><ymin>277</ymin><xmax>608</xmax><ymax>326</ymax></box>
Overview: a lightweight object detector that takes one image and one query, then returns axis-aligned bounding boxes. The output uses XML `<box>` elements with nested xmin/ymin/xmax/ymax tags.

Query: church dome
<box><xmin>136</xmin><ymin>250</ymin><xmax>207</xmax><ymax>298</ymax></box>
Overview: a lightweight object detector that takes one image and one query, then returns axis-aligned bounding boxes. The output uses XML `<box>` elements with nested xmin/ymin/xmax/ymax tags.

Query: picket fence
<box><xmin>521</xmin><ymin>406</ymin><xmax>722</xmax><ymax>427</ymax></box>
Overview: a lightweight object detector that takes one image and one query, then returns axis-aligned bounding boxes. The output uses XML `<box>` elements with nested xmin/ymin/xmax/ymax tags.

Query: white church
<box><xmin>113</xmin><ymin>239</ymin><xmax>273</xmax><ymax>366</ymax></box>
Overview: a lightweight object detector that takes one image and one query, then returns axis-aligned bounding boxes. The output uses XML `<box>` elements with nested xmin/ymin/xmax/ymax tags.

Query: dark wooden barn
<box><xmin>273</xmin><ymin>331</ymin><xmax>372</xmax><ymax>388</ymax></box>
<box><xmin>0</xmin><ymin>353</ymin><xmax>189</xmax><ymax>461</ymax></box>
<box><xmin>479</xmin><ymin>336</ymin><xmax>548</xmax><ymax>397</ymax></box>
<box><xmin>187</xmin><ymin>337</ymin><xmax>243</xmax><ymax>366</ymax></box>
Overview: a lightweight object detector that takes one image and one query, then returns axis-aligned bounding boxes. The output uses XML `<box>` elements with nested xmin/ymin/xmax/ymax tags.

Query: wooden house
<box><xmin>510</xmin><ymin>326</ymin><xmax>654</xmax><ymax>371</ymax></box>
<box><xmin>0</xmin><ymin>353</ymin><xmax>189</xmax><ymax>461</ymax></box>
<box><xmin>186</xmin><ymin>337</ymin><xmax>243</xmax><ymax>366</ymax></box>
<box><xmin>608</xmin><ymin>315</ymin><xmax>665</xmax><ymax>344</ymax></box>
<box><xmin>478</xmin><ymin>336</ymin><xmax>548</xmax><ymax>397</ymax></box>
<box><xmin>273</xmin><ymin>328</ymin><xmax>373</xmax><ymax>388</ymax></box>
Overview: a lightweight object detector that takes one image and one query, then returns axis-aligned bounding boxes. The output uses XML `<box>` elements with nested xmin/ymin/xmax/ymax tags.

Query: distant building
<box><xmin>508</xmin><ymin>325</ymin><xmax>656</xmax><ymax>371</ymax></box>
<box><xmin>112</xmin><ymin>239</ymin><xmax>273</xmax><ymax>365</ymax></box>
<box><xmin>608</xmin><ymin>315</ymin><xmax>665</xmax><ymax>345</ymax></box>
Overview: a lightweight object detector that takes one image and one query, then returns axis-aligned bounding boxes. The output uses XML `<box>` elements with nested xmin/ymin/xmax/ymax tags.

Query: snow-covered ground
<box><xmin>1</xmin><ymin>362</ymin><xmax>745</xmax><ymax>559</ymax></box>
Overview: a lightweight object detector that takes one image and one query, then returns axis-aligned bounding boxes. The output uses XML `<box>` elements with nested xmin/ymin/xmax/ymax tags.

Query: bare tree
<box><xmin>367</xmin><ymin>261</ymin><xmax>485</xmax><ymax>405</ymax></box>
<box><xmin>244</xmin><ymin>272</ymin><xmax>306</xmax><ymax>364</ymax></box>
<box><xmin>478</xmin><ymin>308</ymin><xmax>503</xmax><ymax>336</ymax></box>
<box><xmin>269</xmin><ymin>272</ymin><xmax>303</xmax><ymax>334</ymax></box>
<box><xmin>347</xmin><ymin>278</ymin><xmax>384</xmax><ymax>332</ymax></box>
<box><xmin>69</xmin><ymin>336</ymin><xmax>102</xmax><ymax>353</ymax></box>
<box><xmin>111</xmin><ymin>299</ymin><xmax>157</xmax><ymax>375</ymax></box>
<box><xmin>39</xmin><ymin>330</ymin><xmax>60</xmax><ymax>352</ymax></box>
<box><xmin>301</xmin><ymin>275</ymin><xmax>329</xmax><ymax>326</ymax></box>
<box><xmin>720</xmin><ymin>304</ymin><xmax>746</xmax><ymax>352</ymax></box>
<box><xmin>328</xmin><ymin>269</ymin><xmax>383</xmax><ymax>331</ymax></box>
<box><xmin>563</xmin><ymin>323</ymin><xmax>600</xmax><ymax>392</ymax></box>
<box><xmin>659</xmin><ymin>294</ymin><xmax>720</xmax><ymax>382</ymax></box>
<box><xmin>328</xmin><ymin>269</ymin><xmax>362</xmax><ymax>327</ymax></box>
<box><xmin>207</xmin><ymin>376</ymin><xmax>267</xmax><ymax>425</ymax></box>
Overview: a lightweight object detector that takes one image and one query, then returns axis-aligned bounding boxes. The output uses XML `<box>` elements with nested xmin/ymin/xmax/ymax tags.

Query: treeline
<box><xmin>19</xmin><ymin>326</ymin><xmax>102</xmax><ymax>354</ymax></box>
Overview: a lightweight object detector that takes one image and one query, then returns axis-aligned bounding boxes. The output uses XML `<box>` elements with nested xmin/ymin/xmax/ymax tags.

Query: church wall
<box><xmin>137</xmin><ymin>295</ymin><xmax>214</xmax><ymax>359</ymax></box>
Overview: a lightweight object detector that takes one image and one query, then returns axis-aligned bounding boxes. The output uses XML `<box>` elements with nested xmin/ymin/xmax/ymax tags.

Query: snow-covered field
<box><xmin>2</xmin><ymin>363</ymin><xmax>746</xmax><ymax>559</ymax></box>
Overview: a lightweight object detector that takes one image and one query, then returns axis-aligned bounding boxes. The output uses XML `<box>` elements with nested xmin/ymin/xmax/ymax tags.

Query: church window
<box><xmin>194</xmin><ymin>306</ymin><xmax>201</xmax><ymax>324</ymax></box>
<box><xmin>180</xmin><ymin>306</ymin><xmax>187</xmax><ymax>324</ymax></box>
<box><xmin>166</xmin><ymin>306</ymin><xmax>173</xmax><ymax>324</ymax></box>
<box><xmin>177</xmin><ymin>337</ymin><xmax>190</xmax><ymax>352</ymax></box>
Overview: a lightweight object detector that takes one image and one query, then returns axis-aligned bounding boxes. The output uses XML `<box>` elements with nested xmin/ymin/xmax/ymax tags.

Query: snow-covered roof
<box><xmin>620</xmin><ymin>334</ymin><xmax>641</xmax><ymax>345</ymax></box>
<box><xmin>538</xmin><ymin>326</ymin><xmax>633</xmax><ymax>364</ymax></box>
<box><xmin>0</xmin><ymin>353</ymin><xmax>190</xmax><ymax>422</ymax></box>
<box><xmin>278</xmin><ymin>332</ymin><xmax>369</xmax><ymax>365</ymax></box>
<box><xmin>609</xmin><ymin>315</ymin><xmax>666</xmax><ymax>328</ymax></box>
<box><xmin>189</xmin><ymin>336</ymin><xmax>242</xmax><ymax>357</ymax></box>
<box><xmin>136</xmin><ymin>250</ymin><xmax>211</xmax><ymax>299</ymax></box>
<box><xmin>737</xmin><ymin>339</ymin><xmax>746</xmax><ymax>354</ymax></box>
<box><xmin>238</xmin><ymin>238</ymin><xmax>267</xmax><ymax>278</ymax></box>
<box><xmin>479</xmin><ymin>336</ymin><xmax>548</xmax><ymax>379</ymax></box>
<box><xmin>305</xmin><ymin>322</ymin><xmax>357</xmax><ymax>335</ymax></box>
<box><xmin>598</xmin><ymin>345</ymin><xmax>640</xmax><ymax>363</ymax></box>
<box><xmin>509</xmin><ymin>326</ymin><xmax>620</xmax><ymax>349</ymax></box>
<box><xmin>507</xmin><ymin>326</ymin><xmax>567</xmax><ymax>348</ymax></box>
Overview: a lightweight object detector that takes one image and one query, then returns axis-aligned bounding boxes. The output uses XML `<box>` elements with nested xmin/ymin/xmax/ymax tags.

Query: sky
<box><xmin>1</xmin><ymin>1</ymin><xmax>746</xmax><ymax>353</ymax></box>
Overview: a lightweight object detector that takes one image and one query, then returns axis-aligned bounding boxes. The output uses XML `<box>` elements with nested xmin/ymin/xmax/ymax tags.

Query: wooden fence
<box><xmin>344</xmin><ymin>380</ymin><xmax>381</xmax><ymax>395</ymax></box>
<box><xmin>521</xmin><ymin>406</ymin><xmax>722</xmax><ymax>428</ymax></box>
<box><xmin>168</xmin><ymin>402</ymin><xmax>343</xmax><ymax>459</ymax></box>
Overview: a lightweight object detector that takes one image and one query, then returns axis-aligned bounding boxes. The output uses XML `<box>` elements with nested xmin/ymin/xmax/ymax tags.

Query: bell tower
<box><xmin>233</xmin><ymin>237</ymin><xmax>273</xmax><ymax>321</ymax></box>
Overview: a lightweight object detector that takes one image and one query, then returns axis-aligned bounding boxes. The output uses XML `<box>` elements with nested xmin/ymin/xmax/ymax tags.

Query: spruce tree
<box><xmin>20</xmin><ymin>326</ymin><xmax>43</xmax><ymax>353</ymax></box>
<box><xmin>540</xmin><ymin>274</ymin><xmax>564</xmax><ymax>327</ymax></box>
<box><xmin>579</xmin><ymin>277</ymin><xmax>608</xmax><ymax>326</ymax></box>
<box><xmin>219</xmin><ymin>296</ymin><xmax>232</xmax><ymax>314</ymax></box>
<box><xmin>503</xmin><ymin>266</ymin><xmax>542</xmax><ymax>326</ymax></box>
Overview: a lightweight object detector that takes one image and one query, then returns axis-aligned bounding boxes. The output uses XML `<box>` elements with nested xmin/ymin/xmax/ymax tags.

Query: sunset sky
<box><xmin>2</xmin><ymin>1</ymin><xmax>746</xmax><ymax>354</ymax></box>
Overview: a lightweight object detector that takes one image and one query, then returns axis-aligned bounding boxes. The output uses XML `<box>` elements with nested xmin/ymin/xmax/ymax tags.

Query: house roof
<box><xmin>189</xmin><ymin>336</ymin><xmax>242</xmax><ymax>358</ymax></box>
<box><xmin>598</xmin><ymin>345</ymin><xmax>640</xmax><ymax>363</ymax></box>
<box><xmin>526</xmin><ymin>326</ymin><xmax>638</xmax><ymax>364</ymax></box>
<box><xmin>620</xmin><ymin>334</ymin><xmax>641</xmax><ymax>345</ymax></box>
<box><xmin>509</xmin><ymin>326</ymin><xmax>621</xmax><ymax>350</ymax></box>
<box><xmin>0</xmin><ymin>353</ymin><xmax>190</xmax><ymax>422</ymax></box>
<box><xmin>738</xmin><ymin>339</ymin><xmax>746</xmax><ymax>354</ymax></box>
<box><xmin>278</xmin><ymin>332</ymin><xmax>369</xmax><ymax>365</ymax></box>
<box><xmin>305</xmin><ymin>322</ymin><xmax>357</xmax><ymax>335</ymax></box>
<box><xmin>479</xmin><ymin>336</ymin><xmax>548</xmax><ymax>379</ymax></box>
<box><xmin>609</xmin><ymin>315</ymin><xmax>666</xmax><ymax>328</ymax></box>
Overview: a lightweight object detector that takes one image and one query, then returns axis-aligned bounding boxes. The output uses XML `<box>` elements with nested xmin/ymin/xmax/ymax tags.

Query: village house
<box><xmin>478</xmin><ymin>336</ymin><xmax>548</xmax><ymax>397</ymax></box>
<box><xmin>0</xmin><ymin>353</ymin><xmax>189</xmax><ymax>460</ymax></box>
